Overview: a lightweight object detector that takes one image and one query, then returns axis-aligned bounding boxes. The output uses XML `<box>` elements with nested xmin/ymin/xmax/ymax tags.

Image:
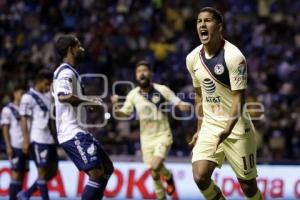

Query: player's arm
<box><xmin>19</xmin><ymin>95</ymin><xmax>33</xmax><ymax>155</ymax></box>
<box><xmin>186</xmin><ymin>51</ymin><xmax>203</xmax><ymax>147</ymax></box>
<box><xmin>48</xmin><ymin>94</ymin><xmax>58</xmax><ymax>144</ymax></box>
<box><xmin>58</xmin><ymin>93</ymin><xmax>102</xmax><ymax>106</ymax></box>
<box><xmin>215</xmin><ymin>50</ymin><xmax>248</xmax><ymax>150</ymax></box>
<box><xmin>1</xmin><ymin>109</ymin><xmax>13</xmax><ymax>159</ymax></box>
<box><xmin>57</xmin><ymin>87</ymin><xmax>102</xmax><ymax>106</ymax></box>
<box><xmin>1</xmin><ymin>107</ymin><xmax>13</xmax><ymax>159</ymax></box>
<box><xmin>195</xmin><ymin>87</ymin><xmax>203</xmax><ymax>131</ymax></box>
<box><xmin>20</xmin><ymin>115</ymin><xmax>30</xmax><ymax>154</ymax></box>
<box><xmin>215</xmin><ymin>90</ymin><xmax>245</xmax><ymax>151</ymax></box>
<box><xmin>55</xmin><ymin>71</ymin><xmax>102</xmax><ymax>106</ymax></box>
<box><xmin>110</xmin><ymin>94</ymin><xmax>133</xmax><ymax>118</ymax></box>
<box><xmin>176</xmin><ymin>101</ymin><xmax>190</xmax><ymax>112</ymax></box>
<box><xmin>2</xmin><ymin>125</ymin><xmax>12</xmax><ymax>159</ymax></box>
<box><xmin>189</xmin><ymin>87</ymin><xmax>203</xmax><ymax>147</ymax></box>
<box><xmin>222</xmin><ymin>90</ymin><xmax>245</xmax><ymax>134</ymax></box>
<box><xmin>161</xmin><ymin>85</ymin><xmax>190</xmax><ymax>112</ymax></box>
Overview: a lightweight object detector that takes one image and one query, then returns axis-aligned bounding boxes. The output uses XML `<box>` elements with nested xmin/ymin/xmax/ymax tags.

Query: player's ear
<box><xmin>150</xmin><ymin>71</ymin><xmax>153</xmax><ymax>79</ymax></box>
<box><xmin>68</xmin><ymin>46</ymin><xmax>75</xmax><ymax>56</ymax></box>
<box><xmin>219</xmin><ymin>23</ymin><xmax>223</xmax><ymax>33</ymax></box>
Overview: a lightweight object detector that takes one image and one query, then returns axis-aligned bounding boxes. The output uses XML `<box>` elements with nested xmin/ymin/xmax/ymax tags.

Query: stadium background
<box><xmin>0</xmin><ymin>0</ymin><xmax>300</xmax><ymax>199</ymax></box>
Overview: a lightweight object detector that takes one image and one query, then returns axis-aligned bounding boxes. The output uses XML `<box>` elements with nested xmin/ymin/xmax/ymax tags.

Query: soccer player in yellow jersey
<box><xmin>111</xmin><ymin>60</ymin><xmax>189</xmax><ymax>200</ymax></box>
<box><xmin>187</xmin><ymin>7</ymin><xmax>263</xmax><ymax>200</ymax></box>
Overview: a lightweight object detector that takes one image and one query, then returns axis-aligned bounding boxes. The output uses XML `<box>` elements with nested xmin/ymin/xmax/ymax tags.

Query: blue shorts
<box><xmin>31</xmin><ymin>142</ymin><xmax>58</xmax><ymax>168</ymax></box>
<box><xmin>61</xmin><ymin>132</ymin><xmax>106</xmax><ymax>172</ymax></box>
<box><xmin>11</xmin><ymin>148</ymin><xmax>29</xmax><ymax>172</ymax></box>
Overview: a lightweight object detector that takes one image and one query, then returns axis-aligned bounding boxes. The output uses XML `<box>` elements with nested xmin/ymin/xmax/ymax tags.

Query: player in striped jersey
<box><xmin>53</xmin><ymin>35</ymin><xmax>113</xmax><ymax>200</ymax></box>
<box><xmin>1</xmin><ymin>84</ymin><xmax>27</xmax><ymax>200</ymax></box>
<box><xmin>17</xmin><ymin>70</ymin><xmax>58</xmax><ymax>200</ymax></box>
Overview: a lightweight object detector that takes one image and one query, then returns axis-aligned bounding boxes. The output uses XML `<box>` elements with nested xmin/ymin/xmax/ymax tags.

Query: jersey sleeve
<box><xmin>227</xmin><ymin>50</ymin><xmax>247</xmax><ymax>91</ymax></box>
<box><xmin>119</xmin><ymin>91</ymin><xmax>135</xmax><ymax>115</ymax></box>
<box><xmin>186</xmin><ymin>51</ymin><xmax>201</xmax><ymax>88</ymax></box>
<box><xmin>0</xmin><ymin>107</ymin><xmax>11</xmax><ymax>125</ymax></box>
<box><xmin>160</xmin><ymin>85</ymin><xmax>181</xmax><ymax>106</ymax></box>
<box><xmin>54</xmin><ymin>69</ymin><xmax>74</xmax><ymax>96</ymax></box>
<box><xmin>19</xmin><ymin>94</ymin><xmax>34</xmax><ymax>117</ymax></box>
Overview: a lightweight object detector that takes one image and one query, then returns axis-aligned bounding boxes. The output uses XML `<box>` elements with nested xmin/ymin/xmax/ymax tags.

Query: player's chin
<box><xmin>200</xmin><ymin>38</ymin><xmax>210</xmax><ymax>45</ymax></box>
<box><xmin>137</xmin><ymin>81</ymin><xmax>150</xmax><ymax>88</ymax></box>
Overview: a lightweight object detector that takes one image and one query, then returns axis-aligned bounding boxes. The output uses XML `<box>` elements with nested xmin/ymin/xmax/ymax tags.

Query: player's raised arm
<box><xmin>161</xmin><ymin>85</ymin><xmax>190</xmax><ymax>112</ymax></box>
<box><xmin>176</xmin><ymin>101</ymin><xmax>190</xmax><ymax>112</ymax></box>
<box><xmin>110</xmin><ymin>94</ymin><xmax>132</xmax><ymax>118</ymax></box>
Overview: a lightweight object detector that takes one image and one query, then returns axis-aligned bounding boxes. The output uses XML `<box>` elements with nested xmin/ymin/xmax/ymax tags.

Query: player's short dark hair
<box><xmin>55</xmin><ymin>35</ymin><xmax>78</xmax><ymax>58</ymax></box>
<box><xmin>135</xmin><ymin>60</ymin><xmax>152</xmax><ymax>71</ymax></box>
<box><xmin>13</xmin><ymin>83</ymin><xmax>27</xmax><ymax>92</ymax></box>
<box><xmin>35</xmin><ymin>69</ymin><xmax>53</xmax><ymax>83</ymax></box>
<box><xmin>9</xmin><ymin>82</ymin><xmax>27</xmax><ymax>101</ymax></box>
<box><xmin>199</xmin><ymin>7</ymin><xmax>224</xmax><ymax>24</ymax></box>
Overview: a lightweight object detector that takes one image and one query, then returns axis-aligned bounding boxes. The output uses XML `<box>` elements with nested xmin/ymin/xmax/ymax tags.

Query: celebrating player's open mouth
<box><xmin>137</xmin><ymin>75</ymin><xmax>151</xmax><ymax>88</ymax></box>
<box><xmin>139</xmin><ymin>76</ymin><xmax>146</xmax><ymax>82</ymax></box>
<box><xmin>199</xmin><ymin>29</ymin><xmax>209</xmax><ymax>42</ymax></box>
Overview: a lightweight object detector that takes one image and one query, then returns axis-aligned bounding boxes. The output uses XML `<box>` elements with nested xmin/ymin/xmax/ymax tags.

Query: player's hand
<box><xmin>214</xmin><ymin>130</ymin><xmax>231</xmax><ymax>153</ymax></box>
<box><xmin>188</xmin><ymin>132</ymin><xmax>199</xmax><ymax>148</ymax></box>
<box><xmin>87</xmin><ymin>96</ymin><xmax>103</xmax><ymax>105</ymax></box>
<box><xmin>22</xmin><ymin>140</ymin><xmax>30</xmax><ymax>155</ymax></box>
<box><xmin>110</xmin><ymin>95</ymin><xmax>119</xmax><ymax>104</ymax></box>
<box><xmin>6</xmin><ymin>146</ymin><xmax>13</xmax><ymax>160</ymax></box>
<box><xmin>177</xmin><ymin>102</ymin><xmax>191</xmax><ymax>112</ymax></box>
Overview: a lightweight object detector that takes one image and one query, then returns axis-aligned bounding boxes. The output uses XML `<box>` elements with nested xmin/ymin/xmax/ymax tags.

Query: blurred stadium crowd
<box><xmin>0</xmin><ymin>0</ymin><xmax>300</xmax><ymax>163</ymax></box>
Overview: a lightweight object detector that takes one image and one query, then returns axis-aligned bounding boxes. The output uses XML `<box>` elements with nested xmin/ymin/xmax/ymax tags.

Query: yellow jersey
<box><xmin>186</xmin><ymin>40</ymin><xmax>255</xmax><ymax>139</ymax></box>
<box><xmin>119</xmin><ymin>83</ymin><xmax>181</xmax><ymax>142</ymax></box>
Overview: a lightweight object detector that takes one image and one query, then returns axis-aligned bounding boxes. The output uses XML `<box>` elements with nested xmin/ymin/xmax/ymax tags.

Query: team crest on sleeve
<box><xmin>214</xmin><ymin>64</ymin><xmax>225</xmax><ymax>75</ymax></box>
<box><xmin>237</xmin><ymin>63</ymin><xmax>246</xmax><ymax>75</ymax></box>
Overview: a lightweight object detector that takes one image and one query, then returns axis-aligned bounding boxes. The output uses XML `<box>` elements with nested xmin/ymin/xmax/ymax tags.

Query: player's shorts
<box><xmin>141</xmin><ymin>133</ymin><xmax>173</xmax><ymax>167</ymax></box>
<box><xmin>11</xmin><ymin>148</ymin><xmax>29</xmax><ymax>172</ymax></box>
<box><xmin>192</xmin><ymin>125</ymin><xmax>257</xmax><ymax>180</ymax></box>
<box><xmin>31</xmin><ymin>142</ymin><xmax>58</xmax><ymax>168</ymax></box>
<box><xmin>61</xmin><ymin>132</ymin><xmax>107</xmax><ymax>172</ymax></box>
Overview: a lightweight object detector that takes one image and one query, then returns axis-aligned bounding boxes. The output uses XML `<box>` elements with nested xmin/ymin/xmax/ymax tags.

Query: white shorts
<box><xmin>192</xmin><ymin>125</ymin><xmax>257</xmax><ymax>180</ymax></box>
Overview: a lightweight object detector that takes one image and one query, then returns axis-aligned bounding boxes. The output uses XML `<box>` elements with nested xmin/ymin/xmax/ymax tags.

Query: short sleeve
<box><xmin>119</xmin><ymin>92</ymin><xmax>134</xmax><ymax>115</ymax></box>
<box><xmin>19</xmin><ymin>94</ymin><xmax>34</xmax><ymax>117</ymax></box>
<box><xmin>227</xmin><ymin>53</ymin><xmax>247</xmax><ymax>91</ymax></box>
<box><xmin>160</xmin><ymin>85</ymin><xmax>181</xmax><ymax>106</ymax></box>
<box><xmin>0</xmin><ymin>107</ymin><xmax>11</xmax><ymax>125</ymax></box>
<box><xmin>186</xmin><ymin>52</ymin><xmax>201</xmax><ymax>88</ymax></box>
<box><xmin>53</xmin><ymin>69</ymin><xmax>74</xmax><ymax>96</ymax></box>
